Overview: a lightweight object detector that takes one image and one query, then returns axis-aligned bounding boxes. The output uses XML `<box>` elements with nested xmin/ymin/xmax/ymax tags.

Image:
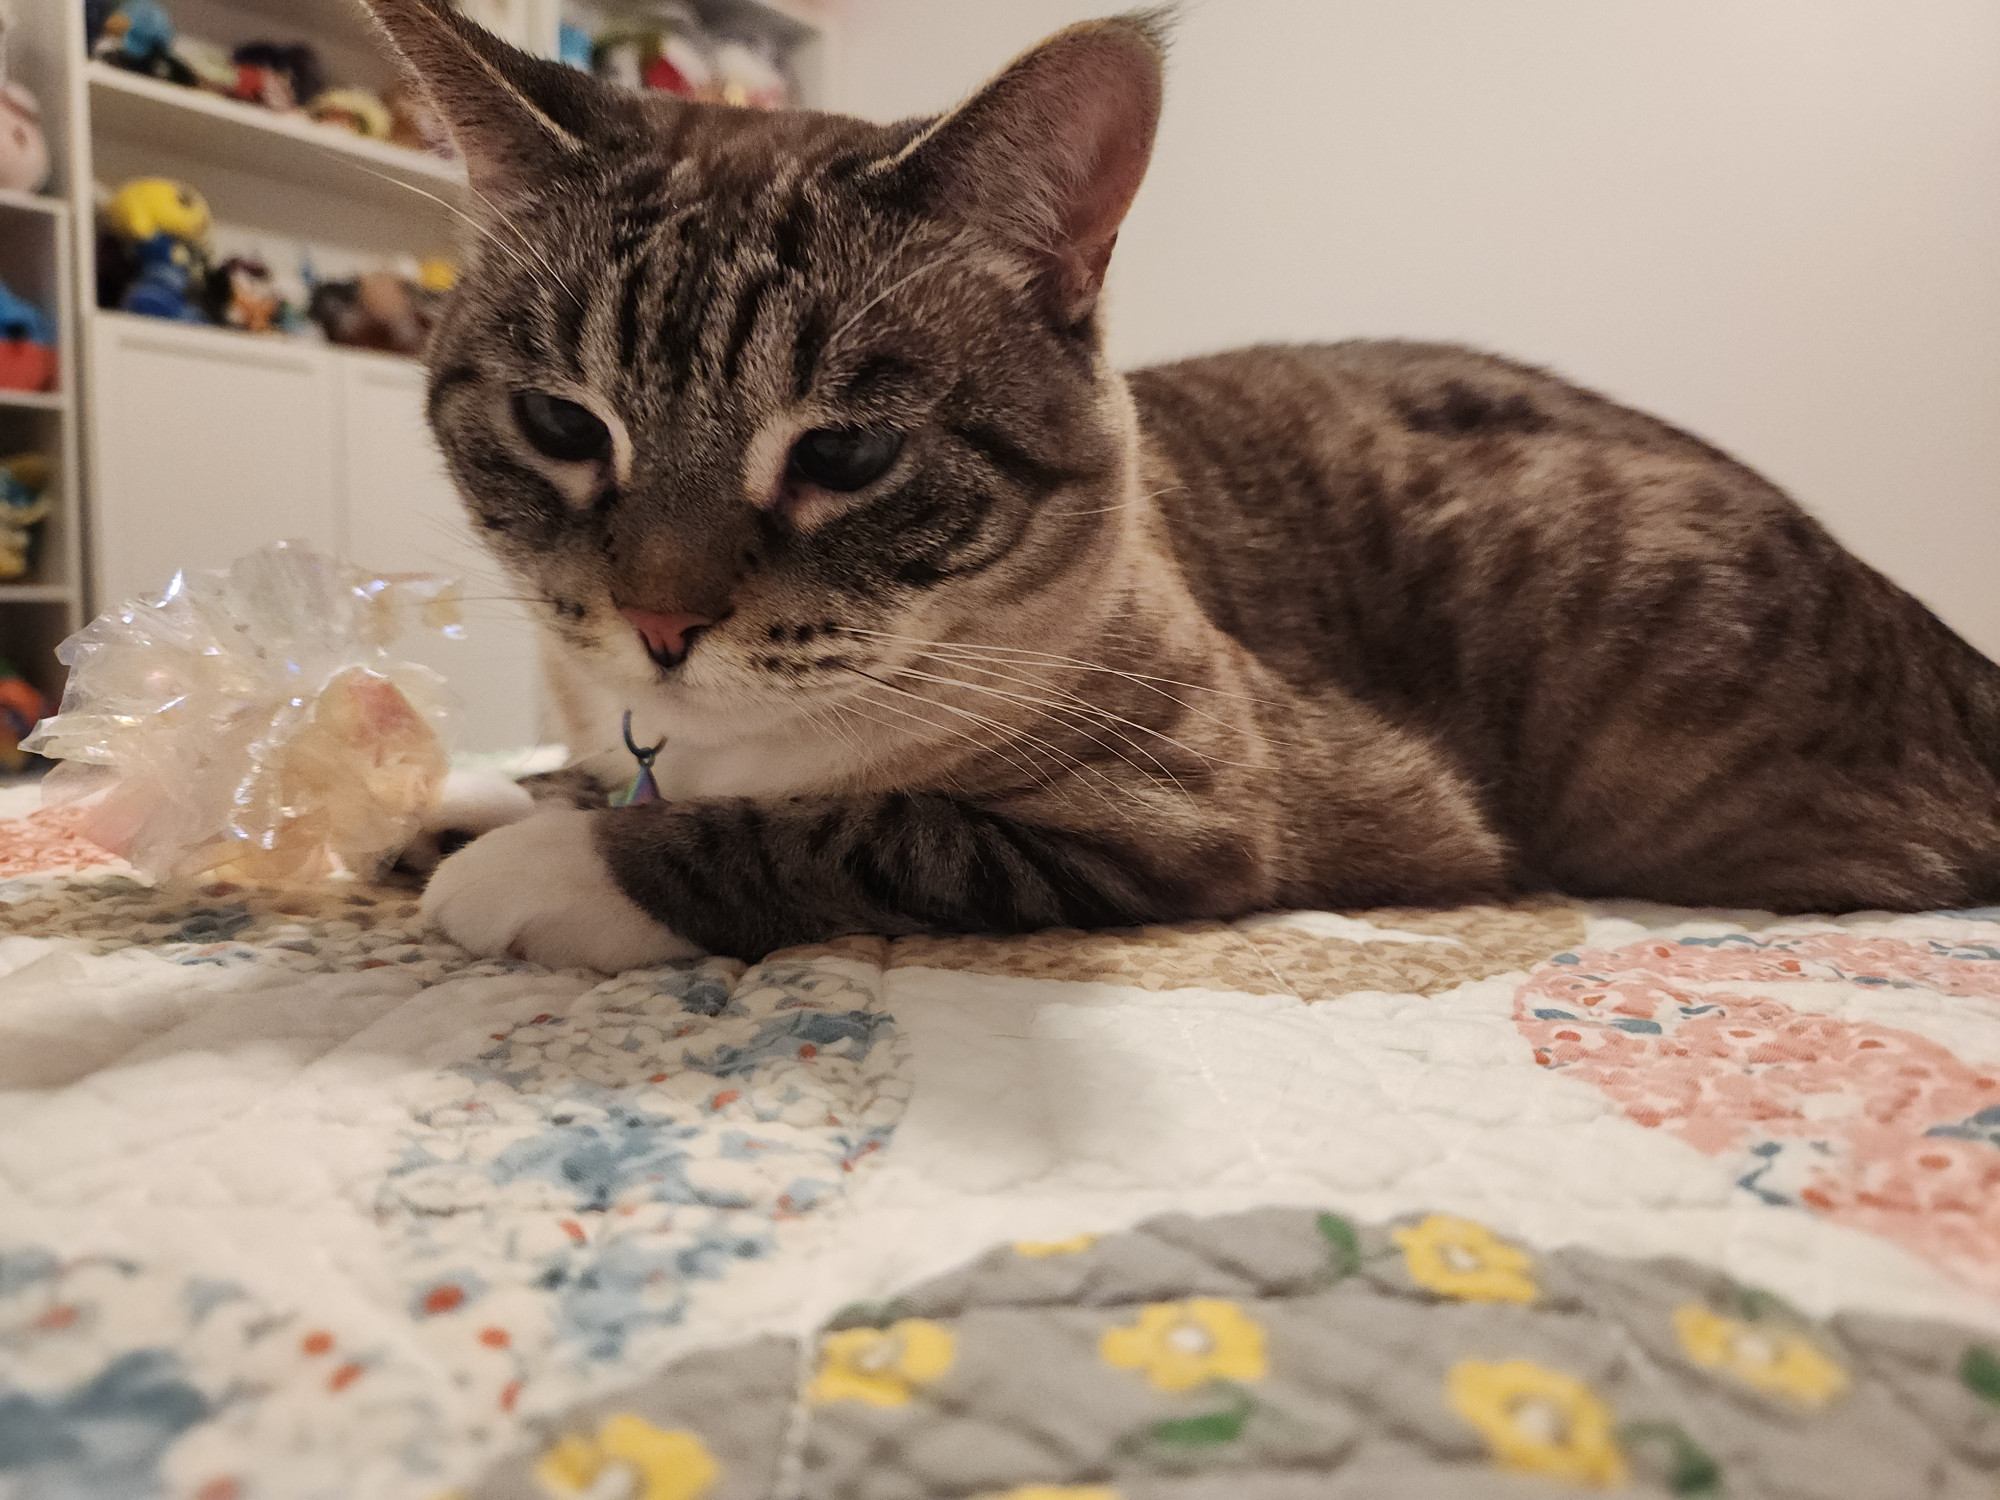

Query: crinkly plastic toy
<box><xmin>24</xmin><ymin>541</ymin><xmax>462</xmax><ymax>882</ymax></box>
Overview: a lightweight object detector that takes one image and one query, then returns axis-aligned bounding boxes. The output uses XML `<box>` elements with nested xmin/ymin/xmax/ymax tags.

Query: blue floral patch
<box><xmin>0</xmin><ymin>1250</ymin><xmax>443</xmax><ymax>1500</ymax></box>
<box><xmin>0</xmin><ymin>1348</ymin><xmax>209</xmax><ymax>1500</ymax></box>
<box><xmin>377</xmin><ymin>950</ymin><xmax>907</xmax><ymax>1376</ymax></box>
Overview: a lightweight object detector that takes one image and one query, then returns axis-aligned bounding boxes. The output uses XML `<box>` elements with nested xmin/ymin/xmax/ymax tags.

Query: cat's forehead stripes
<box><xmin>523</xmin><ymin>173</ymin><xmax>838</xmax><ymax>413</ymax></box>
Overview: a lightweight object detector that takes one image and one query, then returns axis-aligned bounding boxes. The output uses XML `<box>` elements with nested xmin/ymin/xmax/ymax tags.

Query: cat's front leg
<box><xmin>422</xmin><ymin>792</ymin><xmax>1217</xmax><ymax>969</ymax></box>
<box><xmin>420</xmin><ymin>809</ymin><xmax>702</xmax><ymax>971</ymax></box>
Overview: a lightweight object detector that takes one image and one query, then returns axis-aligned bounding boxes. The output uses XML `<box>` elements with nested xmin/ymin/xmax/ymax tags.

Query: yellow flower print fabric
<box><xmin>1100</xmin><ymin>1298</ymin><xmax>1267</xmax><ymax>1392</ymax></box>
<box><xmin>471</xmin><ymin>1206</ymin><xmax>1993</xmax><ymax>1500</ymax></box>
<box><xmin>809</xmin><ymin>1318</ymin><xmax>956</xmax><ymax>1407</ymax></box>
<box><xmin>534</xmin><ymin>1415</ymin><xmax>719</xmax><ymax>1500</ymax></box>
<box><xmin>1675</xmin><ymin>1304</ymin><xmax>1850</xmax><ymax>1407</ymax></box>
<box><xmin>1014</xmin><ymin>1233</ymin><xmax>1099</xmax><ymax>1258</ymax></box>
<box><xmin>1394</xmin><ymin>1214</ymin><xmax>1539</xmax><ymax>1304</ymax></box>
<box><xmin>1447</xmin><ymin>1360</ymin><xmax>1629</xmax><ymax>1487</ymax></box>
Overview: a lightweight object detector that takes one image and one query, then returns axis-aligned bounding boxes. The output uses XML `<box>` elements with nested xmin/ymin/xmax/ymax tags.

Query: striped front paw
<box><xmin>420</xmin><ymin>809</ymin><xmax>701</xmax><ymax>972</ymax></box>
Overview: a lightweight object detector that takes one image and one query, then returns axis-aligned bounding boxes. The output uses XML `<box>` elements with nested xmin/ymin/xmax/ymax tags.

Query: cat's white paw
<box><xmin>397</xmin><ymin>770</ymin><xmax>540</xmax><ymax>876</ymax></box>
<box><xmin>421</xmin><ymin>809</ymin><xmax>701</xmax><ymax>972</ymax></box>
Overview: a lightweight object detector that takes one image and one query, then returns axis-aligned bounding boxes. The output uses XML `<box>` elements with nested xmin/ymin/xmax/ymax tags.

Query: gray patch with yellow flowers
<box><xmin>472</xmin><ymin>1207</ymin><xmax>2000</xmax><ymax>1499</ymax></box>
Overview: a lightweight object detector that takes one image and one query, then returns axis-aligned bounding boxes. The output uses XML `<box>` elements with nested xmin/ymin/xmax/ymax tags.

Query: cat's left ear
<box><xmin>880</xmin><ymin>10</ymin><xmax>1168</xmax><ymax>325</ymax></box>
<box><xmin>360</xmin><ymin>0</ymin><xmax>646</xmax><ymax>203</ymax></box>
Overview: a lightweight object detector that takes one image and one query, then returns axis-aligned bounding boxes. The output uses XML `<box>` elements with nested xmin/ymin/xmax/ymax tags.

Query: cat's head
<box><xmin>365</xmin><ymin>0</ymin><xmax>1166</xmax><ymax>739</ymax></box>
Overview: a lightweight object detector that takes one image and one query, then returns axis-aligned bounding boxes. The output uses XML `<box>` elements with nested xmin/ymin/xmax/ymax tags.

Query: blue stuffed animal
<box><xmin>120</xmin><ymin>234</ymin><xmax>207</xmax><ymax>323</ymax></box>
<box><xmin>0</xmin><ymin>280</ymin><xmax>51</xmax><ymax>346</ymax></box>
<box><xmin>93</xmin><ymin>0</ymin><xmax>198</xmax><ymax>87</ymax></box>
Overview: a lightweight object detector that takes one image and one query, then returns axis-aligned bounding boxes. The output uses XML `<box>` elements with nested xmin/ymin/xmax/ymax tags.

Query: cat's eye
<box><xmin>511</xmin><ymin>391</ymin><xmax>612</xmax><ymax>465</ymax></box>
<box><xmin>787</xmin><ymin>428</ymin><xmax>904</xmax><ymax>492</ymax></box>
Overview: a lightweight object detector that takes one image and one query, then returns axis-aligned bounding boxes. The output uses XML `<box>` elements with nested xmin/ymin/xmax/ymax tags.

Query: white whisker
<box><xmin>905</xmin><ymin>651</ymin><xmax>1269</xmax><ymax>779</ymax></box>
<box><xmin>849</xmin><ymin>671</ymin><xmax>1138</xmax><ymax>820</ymax></box>
<box><xmin>878</xmin><ymin>660</ymin><xmax>1203</xmax><ymax>807</ymax></box>
<box><xmin>339</xmin><ymin>158</ymin><xmax>578</xmax><ymax>311</ymax></box>
<box><xmin>849</xmin><ymin>686</ymin><xmax>1063</xmax><ymax>802</ymax></box>
<box><xmin>843</xmin><ymin>627</ymin><xmax>1305</xmax><ymax>750</ymax></box>
<box><xmin>825</xmin><ymin>252</ymin><xmax>953</xmax><ymax>353</ymax></box>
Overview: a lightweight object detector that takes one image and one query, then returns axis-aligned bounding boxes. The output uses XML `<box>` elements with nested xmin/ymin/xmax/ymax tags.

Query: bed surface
<box><xmin>3</xmin><ymin>783</ymin><xmax>1999</xmax><ymax>1498</ymax></box>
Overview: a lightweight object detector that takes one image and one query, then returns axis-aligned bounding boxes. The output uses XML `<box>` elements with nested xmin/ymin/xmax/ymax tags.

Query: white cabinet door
<box><xmin>335</xmin><ymin>350</ymin><xmax>545</xmax><ymax>752</ymax></box>
<box><xmin>90</xmin><ymin>313</ymin><xmax>339</xmax><ymax>608</ymax></box>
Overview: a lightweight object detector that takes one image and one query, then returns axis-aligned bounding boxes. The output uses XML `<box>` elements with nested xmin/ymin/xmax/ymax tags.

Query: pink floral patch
<box><xmin>1518</xmin><ymin>932</ymin><xmax>2000</xmax><ymax>1294</ymax></box>
<box><xmin>0</xmin><ymin>808</ymin><xmax>126</xmax><ymax>878</ymax></box>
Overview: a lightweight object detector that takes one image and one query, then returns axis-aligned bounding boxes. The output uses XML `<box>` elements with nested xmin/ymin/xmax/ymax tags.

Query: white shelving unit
<box><xmin>0</xmin><ymin>389</ymin><xmax>66</xmax><ymax>412</ymax></box>
<box><xmin>0</xmin><ymin>2</ymin><xmax>85</xmax><ymax>714</ymax></box>
<box><xmin>23</xmin><ymin>0</ymin><xmax>834</xmax><ymax>750</ymax></box>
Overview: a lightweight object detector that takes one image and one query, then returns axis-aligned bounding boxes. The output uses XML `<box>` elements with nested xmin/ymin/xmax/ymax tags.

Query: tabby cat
<box><xmin>366</xmin><ymin>0</ymin><xmax>2000</xmax><ymax>969</ymax></box>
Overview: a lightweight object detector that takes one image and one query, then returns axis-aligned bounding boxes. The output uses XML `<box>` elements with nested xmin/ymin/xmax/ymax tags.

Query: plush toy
<box><xmin>120</xmin><ymin>232</ymin><xmax>209</xmax><ymax>322</ymax></box>
<box><xmin>93</xmin><ymin>0</ymin><xmax>198</xmax><ymax>87</ymax></box>
<box><xmin>309</xmin><ymin>87</ymin><xmax>391</xmax><ymax>140</ymax></box>
<box><xmin>203</xmin><ymin>255</ymin><xmax>280</xmax><ymax>333</ymax></box>
<box><xmin>0</xmin><ymin>656</ymin><xmax>49</xmax><ymax>774</ymax></box>
<box><xmin>105</xmin><ymin>176</ymin><xmax>210</xmax><ymax>243</ymax></box>
<box><xmin>0</xmin><ymin>5</ymin><xmax>49</xmax><ymax>192</ymax></box>
<box><xmin>105</xmin><ymin>179</ymin><xmax>212</xmax><ymax>324</ymax></box>
<box><xmin>309</xmin><ymin>270</ymin><xmax>442</xmax><ymax>356</ymax></box>
<box><xmin>229</xmin><ymin>41</ymin><xmax>323</xmax><ymax>112</ymax></box>
<box><xmin>0</xmin><ymin>279</ymin><xmax>55</xmax><ymax>391</ymax></box>
<box><xmin>225</xmin><ymin>60</ymin><xmax>295</xmax><ymax>112</ymax></box>
<box><xmin>0</xmin><ymin>451</ymin><xmax>51</xmax><ymax>581</ymax></box>
<box><xmin>0</xmin><ymin>82</ymin><xmax>39</xmax><ymax>192</ymax></box>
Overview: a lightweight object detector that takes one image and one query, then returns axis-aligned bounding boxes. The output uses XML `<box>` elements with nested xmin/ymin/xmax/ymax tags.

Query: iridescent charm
<box><xmin>610</xmin><ymin>709</ymin><xmax>666</xmax><ymax>807</ymax></box>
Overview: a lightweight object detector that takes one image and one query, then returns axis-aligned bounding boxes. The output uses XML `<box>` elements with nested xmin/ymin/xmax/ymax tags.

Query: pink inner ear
<box><xmin>1057</xmin><ymin>66</ymin><xmax>1159</xmax><ymax>257</ymax></box>
<box><xmin>984</xmin><ymin>26</ymin><xmax>1162</xmax><ymax>316</ymax></box>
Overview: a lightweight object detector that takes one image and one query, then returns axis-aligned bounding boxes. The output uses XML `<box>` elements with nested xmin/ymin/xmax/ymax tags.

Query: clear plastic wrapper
<box><xmin>22</xmin><ymin>541</ymin><xmax>462</xmax><ymax>883</ymax></box>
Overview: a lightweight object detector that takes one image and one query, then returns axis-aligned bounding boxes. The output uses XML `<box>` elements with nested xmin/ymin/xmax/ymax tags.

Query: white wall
<box><xmin>835</xmin><ymin>0</ymin><xmax>2000</xmax><ymax>657</ymax></box>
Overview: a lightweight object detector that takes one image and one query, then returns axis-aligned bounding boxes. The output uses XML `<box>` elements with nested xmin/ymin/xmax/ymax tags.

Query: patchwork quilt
<box><xmin>3</xmin><ymin>779</ymin><xmax>2000</xmax><ymax>1499</ymax></box>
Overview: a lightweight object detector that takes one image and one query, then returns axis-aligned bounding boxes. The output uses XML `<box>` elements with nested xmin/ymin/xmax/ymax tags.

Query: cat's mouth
<box><xmin>619</xmin><ymin>606</ymin><xmax>714</xmax><ymax>672</ymax></box>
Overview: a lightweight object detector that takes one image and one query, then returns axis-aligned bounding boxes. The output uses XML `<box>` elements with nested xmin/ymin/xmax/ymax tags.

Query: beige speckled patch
<box><xmin>0</xmin><ymin>870</ymin><xmax>494</xmax><ymax>981</ymax></box>
<box><xmin>873</xmin><ymin>901</ymin><xmax>1588</xmax><ymax>1001</ymax></box>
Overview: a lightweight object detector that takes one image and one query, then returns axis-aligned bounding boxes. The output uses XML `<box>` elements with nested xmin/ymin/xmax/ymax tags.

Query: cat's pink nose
<box><xmin>620</xmin><ymin>607</ymin><xmax>714</xmax><ymax>666</ymax></box>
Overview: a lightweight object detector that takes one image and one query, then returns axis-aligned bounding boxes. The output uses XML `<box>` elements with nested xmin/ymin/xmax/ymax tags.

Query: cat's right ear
<box><xmin>360</xmin><ymin>0</ymin><xmax>643</xmax><ymax>202</ymax></box>
<box><xmin>877</xmin><ymin>9</ymin><xmax>1170</xmax><ymax>326</ymax></box>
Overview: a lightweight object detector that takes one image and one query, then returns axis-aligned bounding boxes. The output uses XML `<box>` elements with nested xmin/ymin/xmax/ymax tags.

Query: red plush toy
<box><xmin>0</xmin><ymin>656</ymin><xmax>49</xmax><ymax>773</ymax></box>
<box><xmin>0</xmin><ymin>277</ymin><xmax>55</xmax><ymax>392</ymax></box>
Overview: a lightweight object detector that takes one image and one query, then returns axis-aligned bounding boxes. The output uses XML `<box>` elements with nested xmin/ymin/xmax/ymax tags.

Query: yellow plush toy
<box><xmin>105</xmin><ymin>178</ymin><xmax>212</xmax><ymax>246</ymax></box>
<box><xmin>310</xmin><ymin>88</ymin><xmax>392</xmax><ymax>140</ymax></box>
<box><xmin>0</xmin><ymin>452</ymin><xmax>51</xmax><ymax>581</ymax></box>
